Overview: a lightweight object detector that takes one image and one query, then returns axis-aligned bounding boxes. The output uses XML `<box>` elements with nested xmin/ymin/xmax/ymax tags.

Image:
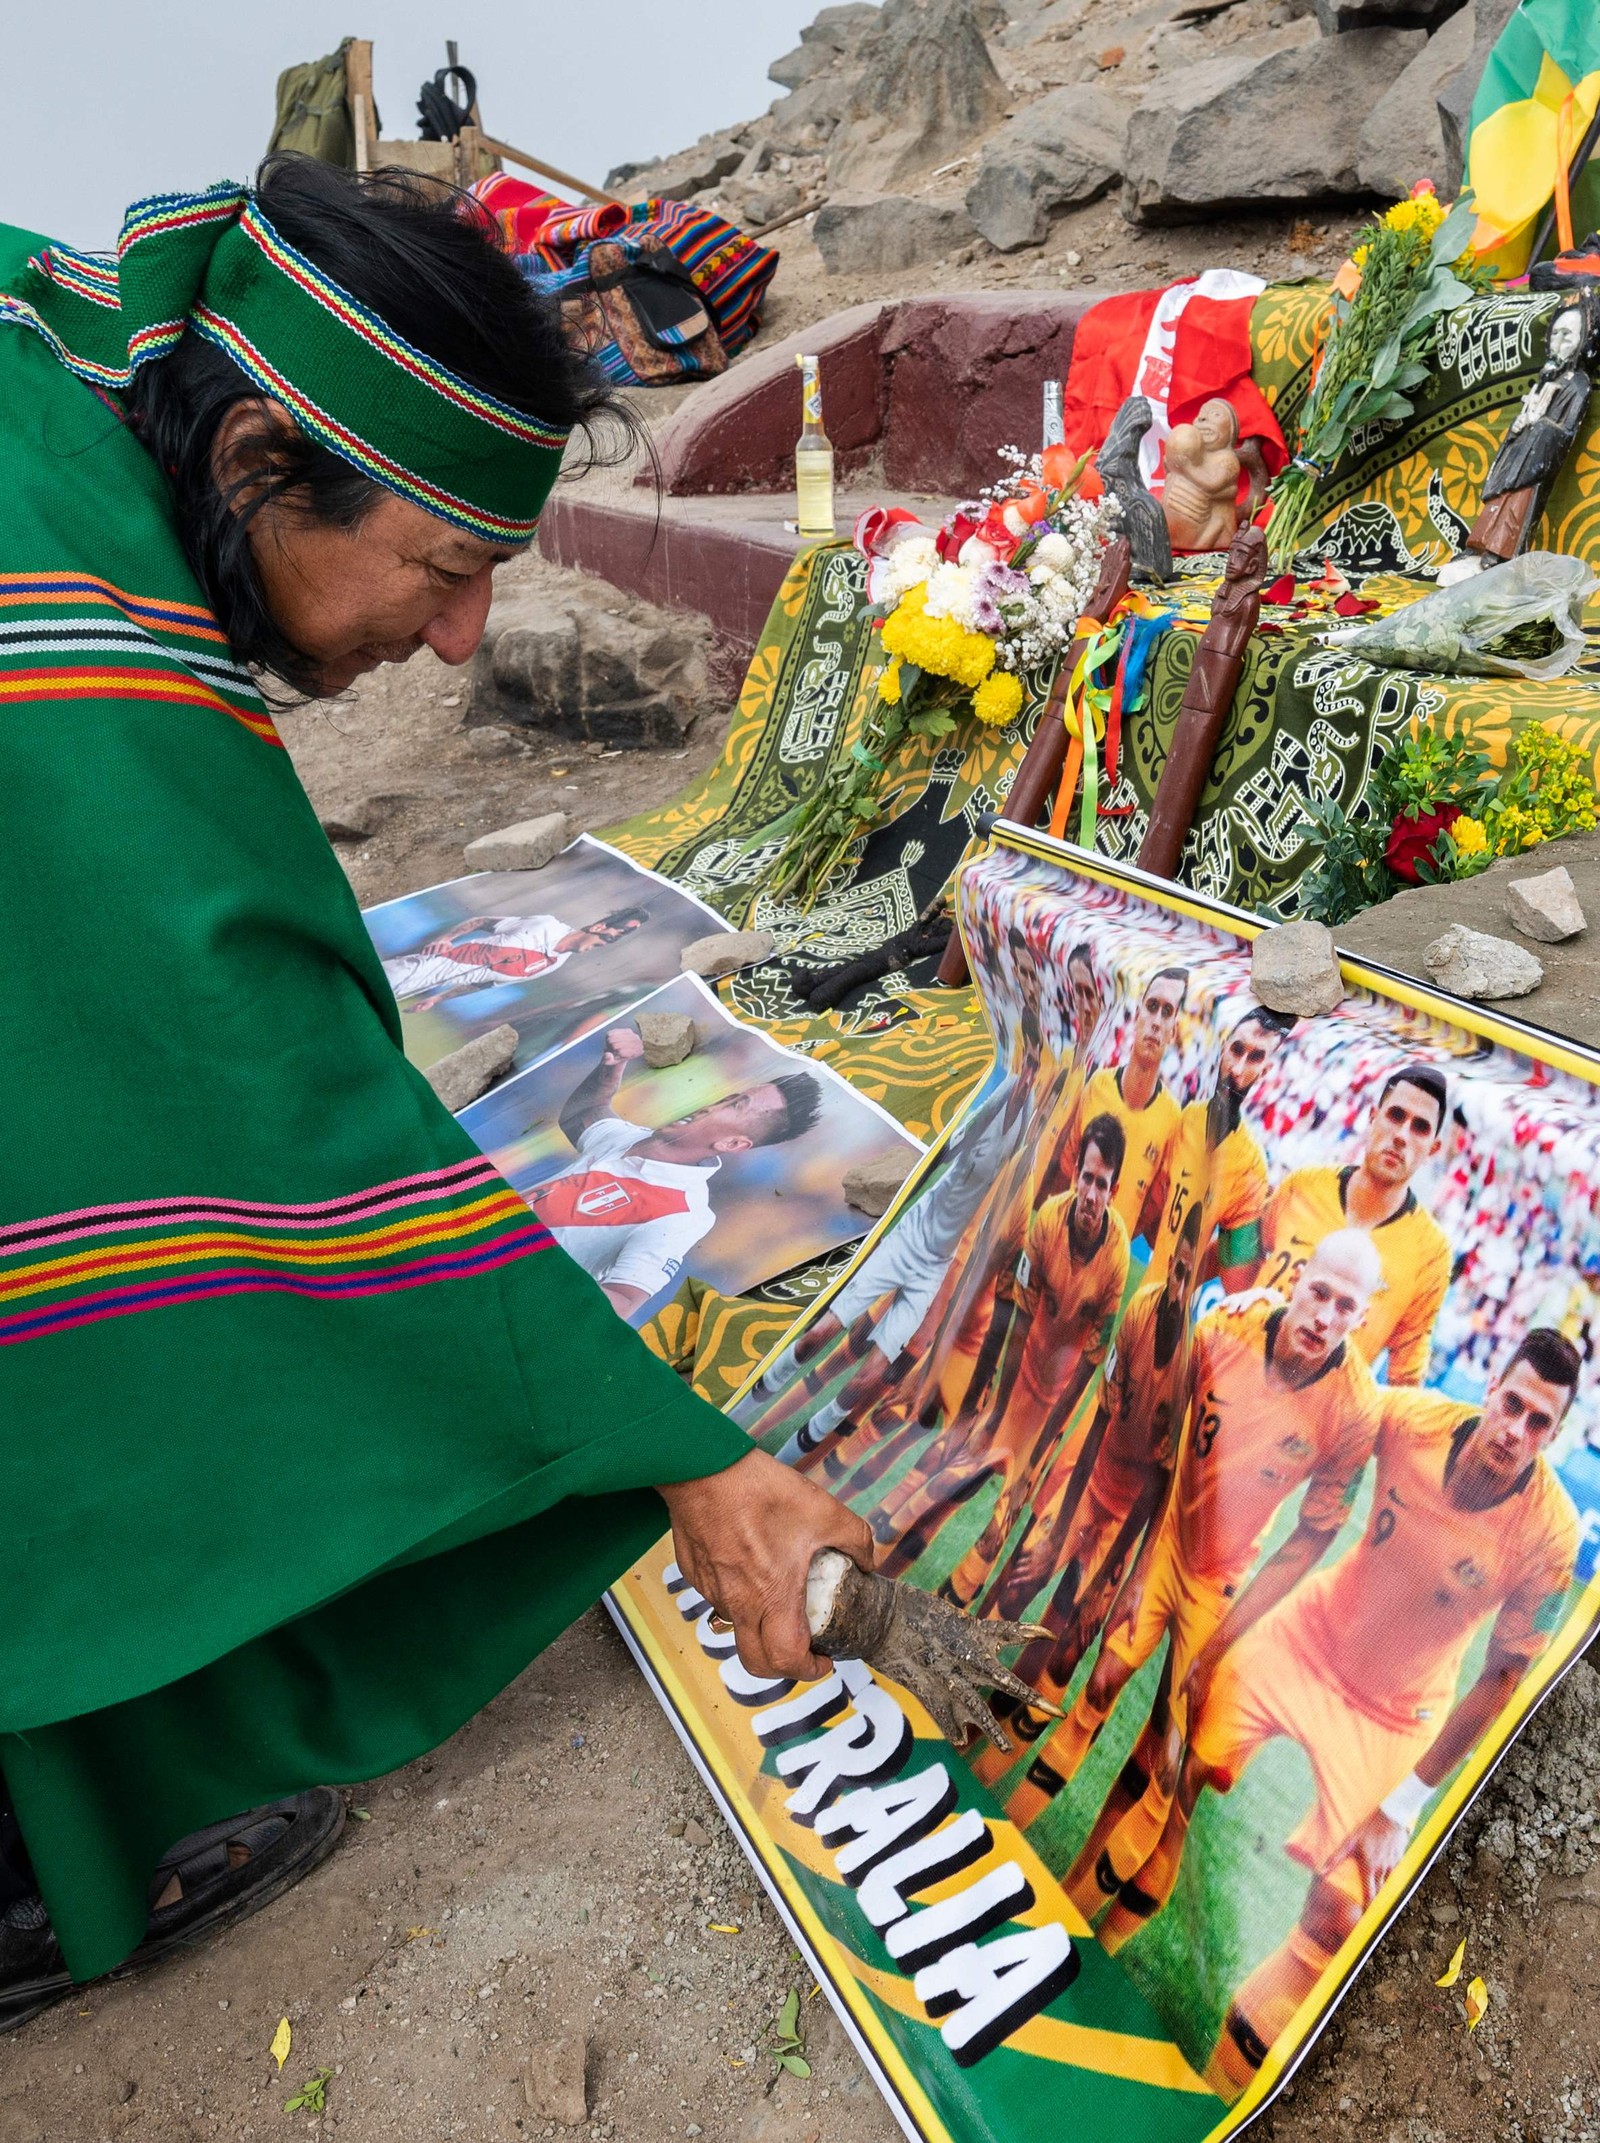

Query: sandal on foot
<box><xmin>0</xmin><ymin>1787</ymin><xmax>346</xmax><ymax>2034</ymax></box>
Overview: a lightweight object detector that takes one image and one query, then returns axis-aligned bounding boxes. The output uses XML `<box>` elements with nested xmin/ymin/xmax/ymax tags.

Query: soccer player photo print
<box><xmin>608</xmin><ymin>826</ymin><xmax>1600</xmax><ymax>2143</ymax></box>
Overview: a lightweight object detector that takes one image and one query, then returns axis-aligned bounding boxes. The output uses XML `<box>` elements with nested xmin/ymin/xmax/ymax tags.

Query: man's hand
<box><xmin>602</xmin><ymin>1027</ymin><xmax>645</xmax><ymax>1065</ymax></box>
<box><xmin>1181</xmin><ymin>1634</ymin><xmax>1225</xmax><ymax>1724</ymax></box>
<box><xmin>658</xmin><ymin>1449</ymin><xmax>875</xmax><ymax>1682</ymax></box>
<box><xmin>1328</xmin><ymin>1808</ymin><xmax>1410</xmax><ymax>1904</ymax></box>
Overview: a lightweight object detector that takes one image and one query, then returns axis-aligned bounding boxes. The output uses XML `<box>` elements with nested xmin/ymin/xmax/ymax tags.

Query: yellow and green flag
<box><xmin>1467</xmin><ymin>0</ymin><xmax>1600</xmax><ymax>274</ymax></box>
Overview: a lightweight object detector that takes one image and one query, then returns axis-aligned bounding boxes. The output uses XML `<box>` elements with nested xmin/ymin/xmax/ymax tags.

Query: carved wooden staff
<box><xmin>935</xmin><ymin>536</ymin><xmax>1133</xmax><ymax>987</ymax></box>
<box><xmin>1136</xmin><ymin>524</ymin><xmax>1268</xmax><ymax>884</ymax></box>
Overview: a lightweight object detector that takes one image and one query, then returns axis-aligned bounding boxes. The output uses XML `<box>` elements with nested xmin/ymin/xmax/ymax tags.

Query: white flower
<box><xmin>882</xmin><ymin>536</ymin><xmax>937</xmax><ymax>602</ymax></box>
<box><xmin>922</xmin><ymin>561</ymin><xmax>981</xmax><ymax>628</ymax></box>
<box><xmin>1034</xmin><ymin>531</ymin><xmax>1072</xmax><ymax>569</ymax></box>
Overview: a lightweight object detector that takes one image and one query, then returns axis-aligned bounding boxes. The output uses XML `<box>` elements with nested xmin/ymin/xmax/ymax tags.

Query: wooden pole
<box><xmin>477</xmin><ymin>133</ymin><xmax>623</xmax><ymax>207</ymax></box>
<box><xmin>934</xmin><ymin>537</ymin><xmax>1133</xmax><ymax>989</ymax></box>
<box><xmin>1137</xmin><ymin>527</ymin><xmax>1267</xmax><ymax>882</ymax></box>
<box><xmin>344</xmin><ymin>40</ymin><xmax>377</xmax><ymax>172</ymax></box>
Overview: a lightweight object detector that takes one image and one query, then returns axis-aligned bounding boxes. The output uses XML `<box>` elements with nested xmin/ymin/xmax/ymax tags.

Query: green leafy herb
<box><xmin>768</xmin><ymin>1986</ymin><xmax>811</xmax><ymax>2083</ymax></box>
<box><xmin>283</xmin><ymin>2068</ymin><xmax>332</xmax><ymax>2115</ymax></box>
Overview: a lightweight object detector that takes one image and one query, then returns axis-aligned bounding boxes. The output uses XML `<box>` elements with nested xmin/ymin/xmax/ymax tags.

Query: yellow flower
<box><xmin>1383</xmin><ymin>192</ymin><xmax>1445</xmax><ymax>239</ymax></box>
<box><xmin>877</xmin><ymin>655</ymin><xmax>903</xmax><ymax>706</ymax></box>
<box><xmin>1452</xmin><ymin>815</ymin><xmax>1487</xmax><ymax>856</ymax></box>
<box><xmin>972</xmin><ymin>670</ymin><xmax>1024</xmax><ymax>728</ymax></box>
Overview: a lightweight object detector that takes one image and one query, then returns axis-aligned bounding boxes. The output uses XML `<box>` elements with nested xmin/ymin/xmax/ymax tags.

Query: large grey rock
<box><xmin>635</xmin><ymin>1011</ymin><xmax>698</xmax><ymax>1067</ymax></box>
<box><xmin>463</xmin><ymin>811</ymin><xmax>573</xmax><ymax>873</ymax></box>
<box><xmin>681</xmin><ymin>928</ymin><xmax>776</xmax><ymax>979</ymax></box>
<box><xmin>1252</xmin><ymin>920</ymin><xmax>1346</xmax><ymax>1016</ymax></box>
<box><xmin>1122</xmin><ymin>21</ymin><xmax>1426</xmax><ymax>223</ymax></box>
<box><xmin>1424</xmin><ymin>923</ymin><xmax>1545</xmax><ymax>999</ymax></box>
<box><xmin>1317</xmin><ymin>0</ymin><xmax>1463</xmax><ymax>28</ymax></box>
<box><xmin>827</xmin><ymin>0</ymin><xmax>1008</xmax><ymax>193</ymax></box>
<box><xmin>1358</xmin><ymin>5</ymin><xmax>1474</xmax><ymax>197</ymax></box>
<box><xmin>965</xmin><ymin>84</ymin><xmax>1130</xmax><ymax>251</ymax></box>
<box><xmin>471</xmin><ymin>589</ymin><xmax>708</xmax><ymax>749</ymax></box>
<box><xmin>424</xmin><ymin>1024</ymin><xmax>519</xmax><ymax>1114</ymax></box>
<box><xmin>813</xmin><ymin>195</ymin><xmax>974</xmax><ymax>274</ymax></box>
<box><xmin>1437</xmin><ymin>0</ymin><xmax>1519</xmax><ymax>191</ymax></box>
<box><xmin>318</xmin><ymin>792</ymin><xmax>401</xmax><ymax>844</ymax></box>
<box><xmin>769</xmin><ymin>3</ymin><xmax>879</xmax><ymax>88</ymax></box>
<box><xmin>843</xmin><ymin>1148</ymin><xmax>918</xmax><ymax>1218</ymax></box>
<box><xmin>1506</xmin><ymin>865</ymin><xmax>1588</xmax><ymax>944</ymax></box>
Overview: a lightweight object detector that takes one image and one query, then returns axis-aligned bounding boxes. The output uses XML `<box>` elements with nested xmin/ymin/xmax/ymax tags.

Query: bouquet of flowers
<box><xmin>1267</xmin><ymin>185</ymin><xmax>1495</xmax><ymax>567</ymax></box>
<box><xmin>1299</xmin><ymin>721</ymin><xmax>1598</xmax><ymax>924</ymax></box>
<box><xmin>764</xmin><ymin>446</ymin><xmax>1117</xmax><ymax>908</ymax></box>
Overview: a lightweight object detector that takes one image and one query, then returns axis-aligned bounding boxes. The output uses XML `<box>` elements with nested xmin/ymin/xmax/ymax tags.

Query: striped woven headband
<box><xmin>1</xmin><ymin>183</ymin><xmax>569</xmax><ymax>543</ymax></box>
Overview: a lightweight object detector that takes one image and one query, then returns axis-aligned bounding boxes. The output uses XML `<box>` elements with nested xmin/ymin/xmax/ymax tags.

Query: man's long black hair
<box><xmin>125</xmin><ymin>155</ymin><xmax>629</xmax><ymax>696</ymax></box>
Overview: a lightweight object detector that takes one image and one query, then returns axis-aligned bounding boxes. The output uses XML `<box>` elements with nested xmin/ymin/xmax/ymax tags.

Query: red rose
<box><xmin>1385</xmin><ymin>805</ymin><xmax>1461</xmax><ymax>883</ymax></box>
<box><xmin>937</xmin><ymin>512</ymin><xmax>980</xmax><ymax>562</ymax></box>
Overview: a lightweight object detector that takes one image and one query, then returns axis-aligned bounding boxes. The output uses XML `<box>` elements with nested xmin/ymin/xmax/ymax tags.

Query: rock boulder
<box><xmin>471</xmin><ymin>589</ymin><xmax>709</xmax><ymax>749</ymax></box>
<box><xmin>1251</xmin><ymin>920</ymin><xmax>1346</xmax><ymax>1016</ymax></box>
<box><xmin>965</xmin><ymin>83</ymin><xmax>1132</xmax><ymax>251</ymax></box>
<box><xmin>1424</xmin><ymin>923</ymin><xmax>1545</xmax><ymax>999</ymax></box>
<box><xmin>1357</xmin><ymin>4</ymin><xmax>1474</xmax><ymax>197</ymax></box>
<box><xmin>1316</xmin><ymin>0</ymin><xmax>1463</xmax><ymax>29</ymax></box>
<box><xmin>1122</xmin><ymin>21</ymin><xmax>1426</xmax><ymax>222</ymax></box>
<box><xmin>1506</xmin><ymin>865</ymin><xmax>1588</xmax><ymax>944</ymax></box>
<box><xmin>813</xmin><ymin>196</ymin><xmax>974</xmax><ymax>274</ymax></box>
<box><xmin>827</xmin><ymin>0</ymin><xmax>1008</xmax><ymax>193</ymax></box>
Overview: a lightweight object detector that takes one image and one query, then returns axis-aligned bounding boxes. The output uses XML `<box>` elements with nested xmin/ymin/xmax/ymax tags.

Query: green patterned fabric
<box><xmin>1085</xmin><ymin>281</ymin><xmax>1600</xmax><ymax>917</ymax></box>
<box><xmin>0</xmin><ymin>217</ymin><xmax>747</xmax><ymax>1980</ymax></box>
<box><xmin>1</xmin><ymin>184</ymin><xmax>568</xmax><ymax>542</ymax></box>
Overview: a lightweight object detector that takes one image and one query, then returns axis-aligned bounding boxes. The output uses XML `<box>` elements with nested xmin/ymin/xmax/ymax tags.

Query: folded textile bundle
<box><xmin>472</xmin><ymin>175</ymin><xmax>779</xmax><ymax>382</ymax></box>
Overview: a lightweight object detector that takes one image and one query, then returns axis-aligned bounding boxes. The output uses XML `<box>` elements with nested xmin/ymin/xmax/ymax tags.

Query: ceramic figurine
<box><xmin>1096</xmin><ymin>396</ymin><xmax>1173</xmax><ymax>584</ymax></box>
<box><xmin>1441</xmin><ymin>289</ymin><xmax>1600</xmax><ymax>585</ymax></box>
<box><xmin>1162</xmin><ymin>396</ymin><xmax>1244</xmax><ymax>553</ymax></box>
<box><xmin>1138</xmin><ymin>523</ymin><xmax>1268</xmax><ymax>880</ymax></box>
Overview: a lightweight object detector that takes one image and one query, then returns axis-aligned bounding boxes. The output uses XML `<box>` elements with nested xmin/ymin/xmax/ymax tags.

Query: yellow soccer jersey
<box><xmin>1079</xmin><ymin>1066</ymin><xmax>1181</xmax><ymax>1243</ymax></box>
<box><xmin>1097</xmin><ymin>1279</ymin><xmax>1192</xmax><ymax>1518</ymax></box>
<box><xmin>1015</xmin><ymin>1192</ymin><xmax>1130</xmax><ymax>1407</ymax></box>
<box><xmin>1147</xmin><ymin>1099</ymin><xmax>1270</xmax><ymax>1281</ymax></box>
<box><xmin>1175</xmin><ymin>1292</ymin><xmax>1381</xmax><ymax>1592</ymax></box>
<box><xmin>1283</xmin><ymin>1385</ymin><xmax>1579</xmax><ymax>1733</ymax></box>
<box><xmin>1258</xmin><ymin>1164</ymin><xmax>1451</xmax><ymax>1385</ymax></box>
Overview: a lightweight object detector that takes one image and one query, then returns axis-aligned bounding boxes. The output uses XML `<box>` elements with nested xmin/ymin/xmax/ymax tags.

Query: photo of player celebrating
<box><xmin>1253</xmin><ymin>1063</ymin><xmax>1453</xmax><ymax>1384</ymax></box>
<box><xmin>1181</xmin><ymin>1329</ymin><xmax>1580</xmax><ymax>2099</ymax></box>
<box><xmin>1016</xmin><ymin>1234</ymin><xmax>1384</xmax><ymax>1868</ymax></box>
<box><xmin>870</xmin><ymin>1111</ymin><xmax>1130</xmax><ymax>1583</ymax></box>
<box><xmin>382</xmin><ymin>905</ymin><xmax>649</xmax><ymax>1008</ymax></box>
<box><xmin>529</xmin><ymin>1025</ymin><xmax>821</xmax><ymax>1318</ymax></box>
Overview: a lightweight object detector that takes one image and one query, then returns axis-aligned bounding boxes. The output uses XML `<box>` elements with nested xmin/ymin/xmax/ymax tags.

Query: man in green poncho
<box><xmin>0</xmin><ymin>155</ymin><xmax>871</xmax><ymax>2028</ymax></box>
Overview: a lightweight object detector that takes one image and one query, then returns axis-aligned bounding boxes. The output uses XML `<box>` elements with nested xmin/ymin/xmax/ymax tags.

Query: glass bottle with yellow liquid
<box><xmin>794</xmin><ymin>352</ymin><xmax>835</xmax><ymax>540</ymax></box>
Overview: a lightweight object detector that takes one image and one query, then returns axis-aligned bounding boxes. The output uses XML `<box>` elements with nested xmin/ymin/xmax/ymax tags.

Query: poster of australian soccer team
<box><xmin>608</xmin><ymin>828</ymin><xmax>1600</xmax><ymax>2143</ymax></box>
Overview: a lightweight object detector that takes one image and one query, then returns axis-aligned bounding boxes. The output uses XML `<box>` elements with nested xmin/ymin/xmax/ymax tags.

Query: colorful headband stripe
<box><xmin>238</xmin><ymin>204</ymin><xmax>564</xmax><ymax>451</ymax></box>
<box><xmin>1</xmin><ymin>182</ymin><xmax>569</xmax><ymax>541</ymax></box>
<box><xmin>191</xmin><ymin>309</ymin><xmax>538</xmax><ymax>545</ymax></box>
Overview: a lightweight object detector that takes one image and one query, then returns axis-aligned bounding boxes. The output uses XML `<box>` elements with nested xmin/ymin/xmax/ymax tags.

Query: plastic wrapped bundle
<box><xmin>1323</xmin><ymin>552</ymin><xmax>1599</xmax><ymax>681</ymax></box>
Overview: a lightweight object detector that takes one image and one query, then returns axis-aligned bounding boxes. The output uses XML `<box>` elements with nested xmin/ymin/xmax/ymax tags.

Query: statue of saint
<box><xmin>1441</xmin><ymin>292</ymin><xmax>1600</xmax><ymax>583</ymax></box>
<box><xmin>1162</xmin><ymin>397</ymin><xmax>1244</xmax><ymax>552</ymax></box>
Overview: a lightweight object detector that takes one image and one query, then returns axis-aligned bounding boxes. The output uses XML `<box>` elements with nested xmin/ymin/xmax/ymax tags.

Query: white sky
<box><xmin>1</xmin><ymin>3</ymin><xmax>832</xmax><ymax>250</ymax></box>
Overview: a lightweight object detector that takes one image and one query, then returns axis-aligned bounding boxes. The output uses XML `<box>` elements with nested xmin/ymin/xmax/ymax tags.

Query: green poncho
<box><xmin>0</xmin><ymin>213</ymin><xmax>749</xmax><ymax>1979</ymax></box>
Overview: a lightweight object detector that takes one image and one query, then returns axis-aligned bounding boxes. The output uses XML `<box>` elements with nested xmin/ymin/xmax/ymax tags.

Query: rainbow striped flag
<box><xmin>1467</xmin><ymin>0</ymin><xmax>1600</xmax><ymax>273</ymax></box>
